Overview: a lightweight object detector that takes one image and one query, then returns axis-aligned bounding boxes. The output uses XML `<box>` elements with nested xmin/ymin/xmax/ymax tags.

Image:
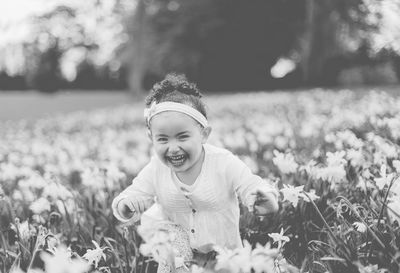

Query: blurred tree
<box><xmin>124</xmin><ymin>0</ymin><xmax>303</xmax><ymax>92</ymax></box>
<box><xmin>0</xmin><ymin>73</ymin><xmax>27</xmax><ymax>90</ymax></box>
<box><xmin>124</xmin><ymin>0</ymin><xmax>400</xmax><ymax>91</ymax></box>
<box><xmin>26</xmin><ymin>41</ymin><xmax>63</xmax><ymax>92</ymax></box>
<box><xmin>1</xmin><ymin>0</ymin><xmax>399</xmax><ymax>91</ymax></box>
<box><xmin>296</xmin><ymin>0</ymin><xmax>379</xmax><ymax>85</ymax></box>
<box><xmin>0</xmin><ymin>0</ymin><xmax>132</xmax><ymax>91</ymax></box>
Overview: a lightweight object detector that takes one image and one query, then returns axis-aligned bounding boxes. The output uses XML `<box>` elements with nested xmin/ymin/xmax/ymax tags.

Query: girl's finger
<box><xmin>137</xmin><ymin>200</ymin><xmax>145</xmax><ymax>212</ymax></box>
<box><xmin>139</xmin><ymin>199</ymin><xmax>148</xmax><ymax>212</ymax></box>
<box><xmin>130</xmin><ymin>201</ymin><xmax>140</xmax><ymax>212</ymax></box>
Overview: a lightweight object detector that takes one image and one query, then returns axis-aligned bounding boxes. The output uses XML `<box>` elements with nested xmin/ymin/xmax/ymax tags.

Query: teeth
<box><xmin>168</xmin><ymin>154</ymin><xmax>185</xmax><ymax>166</ymax></box>
<box><xmin>169</xmin><ymin>155</ymin><xmax>185</xmax><ymax>160</ymax></box>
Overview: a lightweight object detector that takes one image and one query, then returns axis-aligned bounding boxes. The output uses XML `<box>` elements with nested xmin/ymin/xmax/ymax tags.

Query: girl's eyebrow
<box><xmin>176</xmin><ymin>131</ymin><xmax>189</xmax><ymax>136</ymax></box>
<box><xmin>155</xmin><ymin>133</ymin><xmax>168</xmax><ymax>137</ymax></box>
<box><xmin>155</xmin><ymin>131</ymin><xmax>189</xmax><ymax>137</ymax></box>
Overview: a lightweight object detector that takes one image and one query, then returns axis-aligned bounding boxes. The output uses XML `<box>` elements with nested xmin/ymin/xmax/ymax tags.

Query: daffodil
<box><xmin>272</xmin><ymin>150</ymin><xmax>298</xmax><ymax>174</ymax></box>
<box><xmin>280</xmin><ymin>184</ymin><xmax>304</xmax><ymax>207</ymax></box>
<box><xmin>82</xmin><ymin>240</ymin><xmax>107</xmax><ymax>268</ymax></box>
<box><xmin>268</xmin><ymin>228</ymin><xmax>290</xmax><ymax>250</ymax></box>
<box><xmin>41</xmin><ymin>245</ymin><xmax>90</xmax><ymax>273</ymax></box>
<box><xmin>353</xmin><ymin>222</ymin><xmax>367</xmax><ymax>233</ymax></box>
<box><xmin>374</xmin><ymin>164</ymin><xmax>395</xmax><ymax>190</ymax></box>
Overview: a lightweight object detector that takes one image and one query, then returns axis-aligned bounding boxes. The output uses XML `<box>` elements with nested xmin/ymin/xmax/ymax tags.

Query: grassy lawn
<box><xmin>0</xmin><ymin>85</ymin><xmax>399</xmax><ymax>122</ymax></box>
<box><xmin>0</xmin><ymin>90</ymin><xmax>136</xmax><ymax>121</ymax></box>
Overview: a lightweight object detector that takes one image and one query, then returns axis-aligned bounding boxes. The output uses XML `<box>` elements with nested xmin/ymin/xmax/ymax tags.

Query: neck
<box><xmin>176</xmin><ymin>147</ymin><xmax>205</xmax><ymax>185</ymax></box>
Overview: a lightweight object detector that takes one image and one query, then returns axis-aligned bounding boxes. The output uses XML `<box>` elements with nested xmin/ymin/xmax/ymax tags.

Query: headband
<box><xmin>144</xmin><ymin>101</ymin><xmax>208</xmax><ymax>128</ymax></box>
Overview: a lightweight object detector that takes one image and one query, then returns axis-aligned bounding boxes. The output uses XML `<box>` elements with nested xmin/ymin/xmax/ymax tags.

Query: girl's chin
<box><xmin>170</xmin><ymin>162</ymin><xmax>188</xmax><ymax>170</ymax></box>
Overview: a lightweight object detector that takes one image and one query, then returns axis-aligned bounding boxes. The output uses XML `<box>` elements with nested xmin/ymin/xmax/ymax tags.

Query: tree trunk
<box><xmin>128</xmin><ymin>0</ymin><xmax>146</xmax><ymax>95</ymax></box>
<box><xmin>298</xmin><ymin>0</ymin><xmax>340</xmax><ymax>85</ymax></box>
<box><xmin>299</xmin><ymin>0</ymin><xmax>315</xmax><ymax>83</ymax></box>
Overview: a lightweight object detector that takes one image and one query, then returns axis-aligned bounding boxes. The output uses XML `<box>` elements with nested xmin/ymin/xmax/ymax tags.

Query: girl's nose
<box><xmin>168</xmin><ymin>141</ymin><xmax>180</xmax><ymax>153</ymax></box>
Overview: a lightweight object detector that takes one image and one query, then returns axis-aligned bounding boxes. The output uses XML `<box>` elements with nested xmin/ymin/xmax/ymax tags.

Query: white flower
<box><xmin>390</xmin><ymin>176</ymin><xmax>400</xmax><ymax>196</ymax></box>
<box><xmin>326</xmin><ymin>151</ymin><xmax>347</xmax><ymax>166</ymax></box>
<box><xmin>353</xmin><ymin>222</ymin><xmax>367</xmax><ymax>233</ymax></box>
<box><xmin>355</xmin><ymin>176</ymin><xmax>374</xmax><ymax>193</ymax></box>
<box><xmin>299</xmin><ymin>160</ymin><xmax>317</xmax><ymax>178</ymax></box>
<box><xmin>190</xmin><ymin>265</ymin><xmax>207</xmax><ymax>273</ymax></box>
<box><xmin>368</xmin><ymin>134</ymin><xmax>397</xmax><ymax>159</ymax></box>
<box><xmin>314</xmin><ymin>151</ymin><xmax>347</xmax><ymax>184</ymax></box>
<box><xmin>17</xmin><ymin>220</ymin><xmax>32</xmax><ymax>241</ymax></box>
<box><xmin>374</xmin><ymin>164</ymin><xmax>395</xmax><ymax>190</ymax></box>
<box><xmin>41</xmin><ymin>245</ymin><xmax>90</xmax><ymax>273</ymax></box>
<box><xmin>393</xmin><ymin>160</ymin><xmax>400</xmax><ymax>173</ymax></box>
<box><xmin>18</xmin><ymin>172</ymin><xmax>47</xmax><ymax>190</ymax></box>
<box><xmin>138</xmin><ymin>227</ymin><xmax>175</xmax><ymax>264</ymax></box>
<box><xmin>215</xmin><ymin>241</ymin><xmax>279</xmax><ymax>273</ymax></box>
<box><xmin>251</xmin><ymin>244</ymin><xmax>277</xmax><ymax>273</ymax></box>
<box><xmin>272</xmin><ymin>150</ymin><xmax>298</xmax><ymax>174</ymax></box>
<box><xmin>387</xmin><ymin>197</ymin><xmax>400</xmax><ymax>224</ymax></box>
<box><xmin>300</xmin><ymin>189</ymin><xmax>320</xmax><ymax>203</ymax></box>
<box><xmin>30</xmin><ymin>197</ymin><xmax>51</xmax><ymax>214</ymax></box>
<box><xmin>56</xmin><ymin>199</ymin><xmax>76</xmax><ymax>216</ymax></box>
<box><xmin>336</xmin><ymin>130</ymin><xmax>363</xmax><ymax>149</ymax></box>
<box><xmin>43</xmin><ymin>182</ymin><xmax>73</xmax><ymax>201</ymax></box>
<box><xmin>230</xmin><ymin>241</ymin><xmax>253</xmax><ymax>273</ymax></box>
<box><xmin>280</xmin><ymin>185</ymin><xmax>304</xmax><ymax>207</ymax></box>
<box><xmin>274</xmin><ymin>136</ymin><xmax>288</xmax><ymax>150</ymax></box>
<box><xmin>346</xmin><ymin>149</ymin><xmax>364</xmax><ymax>167</ymax></box>
<box><xmin>104</xmin><ymin>163</ymin><xmax>126</xmax><ymax>184</ymax></box>
<box><xmin>83</xmin><ymin>240</ymin><xmax>107</xmax><ymax>268</ymax></box>
<box><xmin>8</xmin><ymin>267</ymin><xmax>25</xmax><ymax>273</ymax></box>
<box><xmin>356</xmin><ymin>263</ymin><xmax>383</xmax><ymax>273</ymax></box>
<box><xmin>214</xmin><ymin>246</ymin><xmax>238</xmax><ymax>273</ymax></box>
<box><xmin>316</xmin><ymin>165</ymin><xmax>346</xmax><ymax>183</ymax></box>
<box><xmin>268</xmin><ymin>228</ymin><xmax>290</xmax><ymax>249</ymax></box>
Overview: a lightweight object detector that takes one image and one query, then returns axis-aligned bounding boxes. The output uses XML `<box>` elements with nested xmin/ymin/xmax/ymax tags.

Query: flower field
<box><xmin>1</xmin><ymin>89</ymin><xmax>400</xmax><ymax>273</ymax></box>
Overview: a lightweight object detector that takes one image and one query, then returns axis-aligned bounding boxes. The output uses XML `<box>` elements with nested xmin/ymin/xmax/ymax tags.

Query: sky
<box><xmin>0</xmin><ymin>0</ymin><xmax>89</xmax><ymax>45</ymax></box>
<box><xmin>0</xmin><ymin>0</ymin><xmax>67</xmax><ymax>25</ymax></box>
<box><xmin>0</xmin><ymin>0</ymin><xmax>131</xmax><ymax>77</ymax></box>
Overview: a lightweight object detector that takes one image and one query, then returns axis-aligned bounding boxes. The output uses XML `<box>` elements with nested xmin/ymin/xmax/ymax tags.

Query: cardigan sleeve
<box><xmin>111</xmin><ymin>156</ymin><xmax>157</xmax><ymax>222</ymax></box>
<box><xmin>225</xmin><ymin>153</ymin><xmax>278</xmax><ymax>210</ymax></box>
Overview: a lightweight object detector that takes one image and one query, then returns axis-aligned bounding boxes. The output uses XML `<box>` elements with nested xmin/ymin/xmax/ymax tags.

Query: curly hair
<box><xmin>145</xmin><ymin>73</ymin><xmax>207</xmax><ymax>119</ymax></box>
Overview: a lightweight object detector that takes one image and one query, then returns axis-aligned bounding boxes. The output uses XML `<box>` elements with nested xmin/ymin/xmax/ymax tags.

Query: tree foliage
<box><xmin>125</xmin><ymin>0</ymin><xmax>400</xmax><ymax>92</ymax></box>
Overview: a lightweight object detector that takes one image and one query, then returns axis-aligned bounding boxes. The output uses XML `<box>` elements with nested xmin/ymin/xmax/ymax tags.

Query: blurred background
<box><xmin>1</xmin><ymin>0</ymin><xmax>400</xmax><ymax>116</ymax></box>
<box><xmin>1</xmin><ymin>3</ymin><xmax>400</xmax><ymax>272</ymax></box>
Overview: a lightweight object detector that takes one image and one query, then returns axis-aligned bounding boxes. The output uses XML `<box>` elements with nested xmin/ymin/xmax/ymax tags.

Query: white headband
<box><xmin>144</xmin><ymin>101</ymin><xmax>208</xmax><ymax>128</ymax></box>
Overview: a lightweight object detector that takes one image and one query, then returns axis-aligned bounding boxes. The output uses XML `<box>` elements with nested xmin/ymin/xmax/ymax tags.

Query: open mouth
<box><xmin>166</xmin><ymin>154</ymin><xmax>187</xmax><ymax>167</ymax></box>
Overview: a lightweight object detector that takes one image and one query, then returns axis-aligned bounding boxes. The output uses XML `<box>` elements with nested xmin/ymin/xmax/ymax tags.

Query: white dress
<box><xmin>112</xmin><ymin>144</ymin><xmax>278</xmax><ymax>250</ymax></box>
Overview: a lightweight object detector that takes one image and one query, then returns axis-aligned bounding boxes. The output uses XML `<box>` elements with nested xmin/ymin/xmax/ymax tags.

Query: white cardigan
<box><xmin>112</xmin><ymin>144</ymin><xmax>278</xmax><ymax>250</ymax></box>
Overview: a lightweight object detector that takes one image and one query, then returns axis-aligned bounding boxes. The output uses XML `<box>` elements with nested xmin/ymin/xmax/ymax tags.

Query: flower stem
<box><xmin>302</xmin><ymin>191</ymin><xmax>340</xmax><ymax>246</ymax></box>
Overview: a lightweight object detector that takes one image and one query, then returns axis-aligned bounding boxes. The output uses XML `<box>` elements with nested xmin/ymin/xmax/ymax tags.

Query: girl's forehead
<box><xmin>150</xmin><ymin>111</ymin><xmax>200</xmax><ymax>132</ymax></box>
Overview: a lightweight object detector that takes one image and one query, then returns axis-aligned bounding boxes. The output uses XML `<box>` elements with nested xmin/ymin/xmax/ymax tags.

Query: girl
<box><xmin>112</xmin><ymin>74</ymin><xmax>279</xmax><ymax>272</ymax></box>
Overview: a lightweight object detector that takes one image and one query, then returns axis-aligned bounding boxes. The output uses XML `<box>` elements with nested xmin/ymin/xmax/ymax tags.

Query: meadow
<box><xmin>0</xmin><ymin>88</ymin><xmax>400</xmax><ymax>273</ymax></box>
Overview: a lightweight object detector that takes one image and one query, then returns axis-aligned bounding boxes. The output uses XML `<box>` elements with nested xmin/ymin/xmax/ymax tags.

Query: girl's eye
<box><xmin>179</xmin><ymin>135</ymin><xmax>189</xmax><ymax>140</ymax></box>
<box><xmin>157</xmin><ymin>138</ymin><xmax>168</xmax><ymax>142</ymax></box>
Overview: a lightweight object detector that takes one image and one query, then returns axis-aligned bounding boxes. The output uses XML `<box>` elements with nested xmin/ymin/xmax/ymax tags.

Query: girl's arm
<box><xmin>226</xmin><ymin>154</ymin><xmax>279</xmax><ymax>215</ymax></box>
<box><xmin>112</xmin><ymin>157</ymin><xmax>157</xmax><ymax>222</ymax></box>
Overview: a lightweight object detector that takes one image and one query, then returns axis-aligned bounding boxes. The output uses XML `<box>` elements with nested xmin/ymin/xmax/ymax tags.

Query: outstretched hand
<box><xmin>117</xmin><ymin>197</ymin><xmax>153</xmax><ymax>220</ymax></box>
<box><xmin>251</xmin><ymin>191</ymin><xmax>279</xmax><ymax>216</ymax></box>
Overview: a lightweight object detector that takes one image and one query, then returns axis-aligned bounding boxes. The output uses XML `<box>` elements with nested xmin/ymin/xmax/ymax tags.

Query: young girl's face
<box><xmin>149</xmin><ymin>111</ymin><xmax>211</xmax><ymax>175</ymax></box>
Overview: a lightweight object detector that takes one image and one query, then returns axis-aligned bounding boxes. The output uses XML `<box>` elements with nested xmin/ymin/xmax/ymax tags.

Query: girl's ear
<box><xmin>201</xmin><ymin>126</ymin><xmax>212</xmax><ymax>143</ymax></box>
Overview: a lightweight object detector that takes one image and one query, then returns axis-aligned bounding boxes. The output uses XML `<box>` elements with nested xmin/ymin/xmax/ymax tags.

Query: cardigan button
<box><xmin>191</xmin><ymin>229</ymin><xmax>195</xmax><ymax>233</ymax></box>
<box><xmin>192</xmin><ymin>209</ymin><xmax>196</xmax><ymax>213</ymax></box>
